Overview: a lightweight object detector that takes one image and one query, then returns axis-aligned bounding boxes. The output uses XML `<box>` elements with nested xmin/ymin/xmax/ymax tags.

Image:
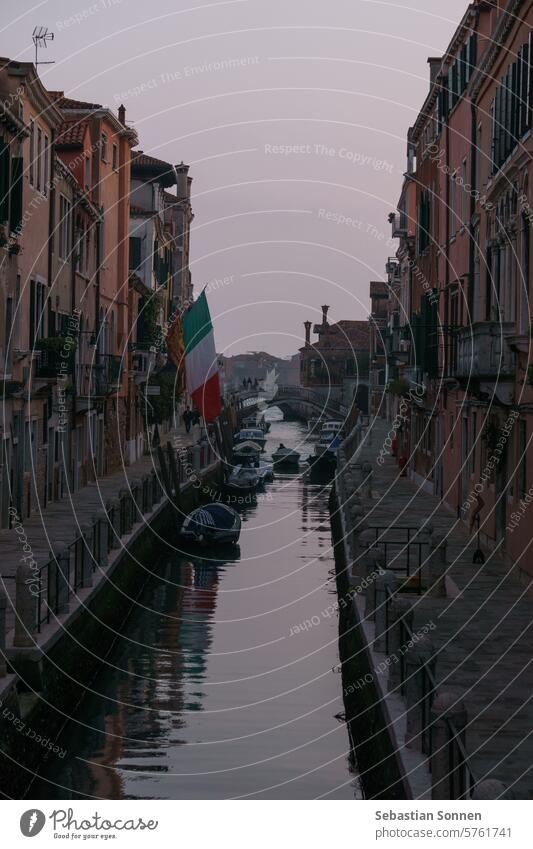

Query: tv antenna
<box><xmin>32</xmin><ymin>27</ymin><xmax>55</xmax><ymax>68</ymax></box>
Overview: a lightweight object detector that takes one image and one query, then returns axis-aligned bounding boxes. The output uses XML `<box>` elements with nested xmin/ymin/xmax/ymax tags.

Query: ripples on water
<box><xmin>29</xmin><ymin>419</ymin><xmax>361</xmax><ymax>799</ymax></box>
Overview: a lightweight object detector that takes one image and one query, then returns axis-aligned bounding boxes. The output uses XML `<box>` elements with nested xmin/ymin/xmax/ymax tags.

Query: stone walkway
<box><xmin>0</xmin><ymin>424</ymin><xmax>199</xmax><ymax>634</ymax></box>
<box><xmin>349</xmin><ymin>419</ymin><xmax>533</xmax><ymax>799</ymax></box>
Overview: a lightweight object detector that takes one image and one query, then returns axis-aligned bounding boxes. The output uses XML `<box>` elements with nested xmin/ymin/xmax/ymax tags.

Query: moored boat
<box><xmin>225</xmin><ymin>465</ymin><xmax>260</xmax><ymax>493</ymax></box>
<box><xmin>180</xmin><ymin>503</ymin><xmax>241</xmax><ymax>545</ymax></box>
<box><xmin>234</xmin><ymin>427</ymin><xmax>266</xmax><ymax>450</ymax></box>
<box><xmin>272</xmin><ymin>445</ymin><xmax>300</xmax><ymax>468</ymax></box>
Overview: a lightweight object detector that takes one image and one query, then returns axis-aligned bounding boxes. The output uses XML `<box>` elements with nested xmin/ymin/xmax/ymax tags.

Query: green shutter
<box><xmin>9</xmin><ymin>156</ymin><xmax>23</xmax><ymax>233</ymax></box>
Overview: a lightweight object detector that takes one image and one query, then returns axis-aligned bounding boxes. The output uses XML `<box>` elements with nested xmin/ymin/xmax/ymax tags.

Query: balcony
<box><xmin>131</xmin><ymin>349</ymin><xmax>156</xmax><ymax>383</ymax></box>
<box><xmin>389</xmin><ymin>212</ymin><xmax>407</xmax><ymax>239</ymax></box>
<box><xmin>455</xmin><ymin>322</ymin><xmax>515</xmax><ymax>380</ymax></box>
<box><xmin>95</xmin><ymin>354</ymin><xmax>124</xmax><ymax>395</ymax></box>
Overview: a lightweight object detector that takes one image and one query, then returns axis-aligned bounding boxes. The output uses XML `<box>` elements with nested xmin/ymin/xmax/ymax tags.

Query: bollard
<box><xmin>430</xmin><ymin>690</ymin><xmax>468</xmax><ymax>799</ymax></box>
<box><xmin>426</xmin><ymin>531</ymin><xmax>448</xmax><ymax>597</ymax></box>
<box><xmin>80</xmin><ymin>523</ymin><xmax>94</xmax><ymax>589</ymax></box>
<box><xmin>14</xmin><ymin>562</ymin><xmax>38</xmax><ymax>646</ymax></box>
<box><xmin>404</xmin><ymin>633</ymin><xmax>436</xmax><ymax>751</ymax></box>
<box><xmin>93</xmin><ymin>511</ymin><xmax>109</xmax><ymax>569</ymax></box>
<box><xmin>0</xmin><ymin>588</ymin><xmax>7</xmax><ymax>676</ymax></box>
<box><xmin>109</xmin><ymin>497</ymin><xmax>121</xmax><ymax>548</ymax></box>
<box><xmin>387</xmin><ymin>596</ymin><xmax>415</xmax><ymax>693</ymax></box>
<box><xmin>374</xmin><ymin>570</ymin><xmax>399</xmax><ymax>653</ymax></box>
<box><xmin>472</xmin><ymin>780</ymin><xmax>508</xmax><ymax>800</ymax></box>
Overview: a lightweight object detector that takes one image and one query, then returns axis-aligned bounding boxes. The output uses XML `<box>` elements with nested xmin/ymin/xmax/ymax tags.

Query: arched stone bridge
<box><xmin>233</xmin><ymin>385</ymin><xmax>350</xmax><ymax>425</ymax></box>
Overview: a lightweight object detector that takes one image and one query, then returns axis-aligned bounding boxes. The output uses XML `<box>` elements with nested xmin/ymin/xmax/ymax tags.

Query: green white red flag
<box><xmin>183</xmin><ymin>290</ymin><xmax>221</xmax><ymax>422</ymax></box>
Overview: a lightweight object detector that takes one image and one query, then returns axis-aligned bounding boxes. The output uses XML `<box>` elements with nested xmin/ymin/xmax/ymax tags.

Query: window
<box><xmin>29</xmin><ymin>280</ymin><xmax>47</xmax><ymax>347</ymax></box>
<box><xmin>43</xmin><ymin>135</ymin><xmax>49</xmax><ymax>195</ymax></box>
<box><xmin>59</xmin><ymin>194</ymin><xmax>72</xmax><ymax>260</ymax></box>
<box><xmin>101</xmin><ymin>132</ymin><xmax>108</xmax><ymax>162</ymax></box>
<box><xmin>475</xmin><ymin>124</ymin><xmax>482</xmax><ymax>192</ymax></box>
<box><xmin>112</xmin><ymin>143</ymin><xmax>118</xmax><ymax>171</ymax></box>
<box><xmin>85</xmin><ymin>156</ymin><xmax>91</xmax><ymax>190</ymax></box>
<box><xmin>75</xmin><ymin>217</ymin><xmax>86</xmax><ymax>274</ymax></box>
<box><xmin>9</xmin><ymin>156</ymin><xmax>23</xmax><ymax>233</ymax></box>
<box><xmin>491</xmin><ymin>38</ymin><xmax>533</xmax><ymax>173</ymax></box>
<box><xmin>461</xmin><ymin>158</ymin><xmax>467</xmax><ymax>227</ymax></box>
<box><xmin>520</xmin><ymin>210</ymin><xmax>530</xmax><ymax>334</ymax></box>
<box><xmin>36</xmin><ymin>127</ymin><xmax>42</xmax><ymax>191</ymax></box>
<box><xmin>471</xmin><ymin>412</ymin><xmax>477</xmax><ymax>474</ymax></box>
<box><xmin>0</xmin><ymin>137</ymin><xmax>9</xmax><ymax>222</ymax></box>
<box><xmin>129</xmin><ymin>236</ymin><xmax>142</xmax><ymax>270</ymax></box>
<box><xmin>24</xmin><ymin>420</ymin><xmax>37</xmax><ymax>473</ymax></box>
<box><xmin>29</xmin><ymin>120</ymin><xmax>34</xmax><ymax>186</ymax></box>
<box><xmin>450</xmin><ymin>171</ymin><xmax>456</xmax><ymax>236</ymax></box>
<box><xmin>519</xmin><ymin>420</ymin><xmax>527</xmax><ymax>498</ymax></box>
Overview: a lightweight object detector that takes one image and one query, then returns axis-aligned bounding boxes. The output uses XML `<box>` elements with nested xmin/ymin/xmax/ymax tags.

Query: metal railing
<box><xmin>384</xmin><ymin>584</ymin><xmax>477</xmax><ymax>799</ymax></box>
<box><xmin>367</xmin><ymin>525</ymin><xmax>427</xmax><ymax>593</ymax></box>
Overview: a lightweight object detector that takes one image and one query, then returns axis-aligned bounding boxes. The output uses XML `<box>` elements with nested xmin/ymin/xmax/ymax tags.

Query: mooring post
<box><xmin>0</xmin><ymin>588</ymin><xmax>7</xmax><ymax>676</ymax></box>
<box><xmin>142</xmin><ymin>473</ymin><xmax>152</xmax><ymax>513</ymax></box>
<box><xmin>80</xmin><ymin>523</ymin><xmax>94</xmax><ymax>589</ymax></box>
<box><xmin>430</xmin><ymin>690</ymin><xmax>468</xmax><ymax>799</ymax></box>
<box><xmin>404</xmin><ymin>634</ymin><xmax>436</xmax><ymax>750</ymax></box>
<box><xmin>374</xmin><ymin>570</ymin><xmax>399</xmax><ymax>653</ymax></box>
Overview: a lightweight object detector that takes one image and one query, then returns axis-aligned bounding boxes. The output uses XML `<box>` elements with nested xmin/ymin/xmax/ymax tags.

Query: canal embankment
<box><xmin>334</xmin><ymin>416</ymin><xmax>533</xmax><ymax>800</ymax></box>
<box><xmin>0</xmin><ymin>427</ymin><xmax>223</xmax><ymax>796</ymax></box>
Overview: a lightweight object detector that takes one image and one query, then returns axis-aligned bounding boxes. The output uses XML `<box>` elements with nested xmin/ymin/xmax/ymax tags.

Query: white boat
<box><xmin>307</xmin><ymin>416</ymin><xmax>323</xmax><ymax>434</ymax></box>
<box><xmin>272</xmin><ymin>446</ymin><xmax>300</xmax><ymax>468</ymax></box>
<box><xmin>319</xmin><ymin>420</ymin><xmax>344</xmax><ymax>439</ymax></box>
<box><xmin>233</xmin><ymin>440</ymin><xmax>263</xmax><ymax>462</ymax></box>
<box><xmin>225</xmin><ymin>465</ymin><xmax>260</xmax><ymax>493</ymax></box>
<box><xmin>180</xmin><ymin>503</ymin><xmax>241</xmax><ymax>545</ymax></box>
<box><xmin>234</xmin><ymin>428</ymin><xmax>266</xmax><ymax>449</ymax></box>
<box><xmin>243</xmin><ymin>415</ymin><xmax>271</xmax><ymax>433</ymax></box>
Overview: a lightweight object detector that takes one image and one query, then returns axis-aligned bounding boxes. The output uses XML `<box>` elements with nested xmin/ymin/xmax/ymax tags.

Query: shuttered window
<box><xmin>9</xmin><ymin>156</ymin><xmax>23</xmax><ymax>233</ymax></box>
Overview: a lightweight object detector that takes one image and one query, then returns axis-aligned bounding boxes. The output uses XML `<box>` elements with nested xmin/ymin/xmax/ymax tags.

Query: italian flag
<box><xmin>183</xmin><ymin>291</ymin><xmax>221</xmax><ymax>422</ymax></box>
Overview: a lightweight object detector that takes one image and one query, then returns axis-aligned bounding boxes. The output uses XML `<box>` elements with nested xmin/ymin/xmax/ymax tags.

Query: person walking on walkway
<box><xmin>183</xmin><ymin>407</ymin><xmax>192</xmax><ymax>433</ymax></box>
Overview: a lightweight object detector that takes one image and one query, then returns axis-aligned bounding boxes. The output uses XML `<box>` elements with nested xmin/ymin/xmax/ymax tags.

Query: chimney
<box><xmin>118</xmin><ymin>104</ymin><xmax>126</xmax><ymax>126</ymax></box>
<box><xmin>304</xmin><ymin>321</ymin><xmax>312</xmax><ymax>346</ymax></box>
<box><xmin>427</xmin><ymin>57</ymin><xmax>441</xmax><ymax>85</ymax></box>
<box><xmin>175</xmin><ymin>161</ymin><xmax>190</xmax><ymax>199</ymax></box>
<box><xmin>321</xmin><ymin>305</ymin><xmax>329</xmax><ymax>326</ymax></box>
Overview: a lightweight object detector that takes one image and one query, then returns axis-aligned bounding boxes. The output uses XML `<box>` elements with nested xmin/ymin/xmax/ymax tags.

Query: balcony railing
<box><xmin>390</xmin><ymin>212</ymin><xmax>407</xmax><ymax>239</ymax></box>
<box><xmin>455</xmin><ymin>322</ymin><xmax>515</xmax><ymax>379</ymax></box>
<box><xmin>95</xmin><ymin>354</ymin><xmax>123</xmax><ymax>394</ymax></box>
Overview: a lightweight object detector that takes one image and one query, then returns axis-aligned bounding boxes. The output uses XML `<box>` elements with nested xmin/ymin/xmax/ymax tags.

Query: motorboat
<box><xmin>234</xmin><ymin>428</ymin><xmax>266</xmax><ymax>449</ymax></box>
<box><xmin>255</xmin><ymin>459</ymin><xmax>274</xmax><ymax>482</ymax></box>
<box><xmin>243</xmin><ymin>415</ymin><xmax>271</xmax><ymax>433</ymax></box>
<box><xmin>307</xmin><ymin>416</ymin><xmax>323</xmax><ymax>436</ymax></box>
<box><xmin>180</xmin><ymin>503</ymin><xmax>241</xmax><ymax>545</ymax></box>
<box><xmin>312</xmin><ymin>432</ymin><xmax>342</xmax><ymax>467</ymax></box>
<box><xmin>225</xmin><ymin>465</ymin><xmax>260</xmax><ymax>493</ymax></box>
<box><xmin>233</xmin><ymin>440</ymin><xmax>263</xmax><ymax>462</ymax></box>
<box><xmin>320</xmin><ymin>421</ymin><xmax>344</xmax><ymax>439</ymax></box>
<box><xmin>272</xmin><ymin>445</ymin><xmax>300</xmax><ymax>468</ymax></box>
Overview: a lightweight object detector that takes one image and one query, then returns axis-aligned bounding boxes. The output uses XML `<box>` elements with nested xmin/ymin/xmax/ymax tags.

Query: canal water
<box><xmin>29</xmin><ymin>418</ymin><xmax>361</xmax><ymax>800</ymax></box>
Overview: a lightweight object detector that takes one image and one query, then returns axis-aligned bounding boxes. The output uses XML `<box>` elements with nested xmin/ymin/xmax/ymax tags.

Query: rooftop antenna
<box><xmin>32</xmin><ymin>26</ymin><xmax>55</xmax><ymax>68</ymax></box>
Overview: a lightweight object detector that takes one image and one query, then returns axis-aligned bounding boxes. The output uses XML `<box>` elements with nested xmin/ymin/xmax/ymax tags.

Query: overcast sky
<box><xmin>3</xmin><ymin>0</ymin><xmax>469</xmax><ymax>356</ymax></box>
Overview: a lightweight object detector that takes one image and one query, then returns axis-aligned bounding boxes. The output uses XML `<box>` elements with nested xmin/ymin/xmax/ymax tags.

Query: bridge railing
<box><xmin>231</xmin><ymin>385</ymin><xmax>348</xmax><ymax>417</ymax></box>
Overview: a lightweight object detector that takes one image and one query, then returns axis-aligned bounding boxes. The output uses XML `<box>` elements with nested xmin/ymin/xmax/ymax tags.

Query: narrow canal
<box><xmin>29</xmin><ymin>418</ymin><xmax>361</xmax><ymax>800</ymax></box>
